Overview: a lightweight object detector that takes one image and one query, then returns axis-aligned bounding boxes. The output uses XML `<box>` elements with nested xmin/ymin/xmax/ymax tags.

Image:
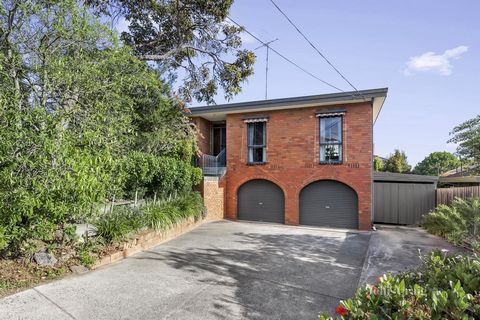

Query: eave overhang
<box><xmin>187</xmin><ymin>88</ymin><xmax>388</xmax><ymax>124</ymax></box>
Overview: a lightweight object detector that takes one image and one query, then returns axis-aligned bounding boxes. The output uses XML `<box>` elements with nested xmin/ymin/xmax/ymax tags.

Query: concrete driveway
<box><xmin>0</xmin><ymin>221</ymin><xmax>456</xmax><ymax>320</ymax></box>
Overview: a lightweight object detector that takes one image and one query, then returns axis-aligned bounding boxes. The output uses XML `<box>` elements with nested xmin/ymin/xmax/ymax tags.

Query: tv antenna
<box><xmin>255</xmin><ymin>38</ymin><xmax>278</xmax><ymax>100</ymax></box>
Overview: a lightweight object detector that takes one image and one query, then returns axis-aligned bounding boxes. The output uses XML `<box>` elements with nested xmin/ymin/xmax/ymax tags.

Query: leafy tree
<box><xmin>383</xmin><ymin>149</ymin><xmax>412</xmax><ymax>173</ymax></box>
<box><xmin>373</xmin><ymin>156</ymin><xmax>384</xmax><ymax>172</ymax></box>
<box><xmin>413</xmin><ymin>151</ymin><xmax>460</xmax><ymax>176</ymax></box>
<box><xmin>87</xmin><ymin>0</ymin><xmax>256</xmax><ymax>104</ymax></box>
<box><xmin>449</xmin><ymin>115</ymin><xmax>480</xmax><ymax>173</ymax></box>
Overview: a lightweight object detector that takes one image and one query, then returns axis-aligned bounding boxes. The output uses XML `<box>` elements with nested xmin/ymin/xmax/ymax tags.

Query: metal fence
<box><xmin>436</xmin><ymin>186</ymin><xmax>480</xmax><ymax>206</ymax></box>
<box><xmin>373</xmin><ymin>172</ymin><xmax>438</xmax><ymax>225</ymax></box>
<box><xmin>199</xmin><ymin>149</ymin><xmax>226</xmax><ymax>176</ymax></box>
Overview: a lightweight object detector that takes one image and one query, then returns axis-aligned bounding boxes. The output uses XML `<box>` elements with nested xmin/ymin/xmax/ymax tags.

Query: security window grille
<box><xmin>319</xmin><ymin>116</ymin><xmax>343</xmax><ymax>163</ymax></box>
<box><xmin>247</xmin><ymin>122</ymin><xmax>266</xmax><ymax>163</ymax></box>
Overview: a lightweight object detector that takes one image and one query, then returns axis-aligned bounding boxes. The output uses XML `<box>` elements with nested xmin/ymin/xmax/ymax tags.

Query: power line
<box><xmin>227</xmin><ymin>16</ymin><xmax>344</xmax><ymax>92</ymax></box>
<box><xmin>268</xmin><ymin>0</ymin><xmax>365</xmax><ymax>99</ymax></box>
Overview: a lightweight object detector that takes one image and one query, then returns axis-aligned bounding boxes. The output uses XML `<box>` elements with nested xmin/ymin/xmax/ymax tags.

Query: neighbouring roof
<box><xmin>374</xmin><ymin>172</ymin><xmax>438</xmax><ymax>184</ymax></box>
<box><xmin>440</xmin><ymin>176</ymin><xmax>480</xmax><ymax>184</ymax></box>
<box><xmin>187</xmin><ymin>88</ymin><xmax>388</xmax><ymax>123</ymax></box>
<box><xmin>440</xmin><ymin>164</ymin><xmax>478</xmax><ymax>177</ymax></box>
<box><xmin>439</xmin><ymin>165</ymin><xmax>480</xmax><ymax>184</ymax></box>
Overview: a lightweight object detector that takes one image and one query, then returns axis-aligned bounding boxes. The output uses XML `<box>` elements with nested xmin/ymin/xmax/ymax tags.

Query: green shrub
<box><xmin>121</xmin><ymin>152</ymin><xmax>202</xmax><ymax>200</ymax></box>
<box><xmin>120</xmin><ymin>151</ymin><xmax>161</xmax><ymax>199</ymax></box>
<box><xmin>0</xmin><ymin>226</ymin><xmax>7</xmax><ymax>253</ymax></box>
<box><xmin>173</xmin><ymin>192</ymin><xmax>204</xmax><ymax>220</ymax></box>
<box><xmin>77</xmin><ymin>246</ymin><xmax>96</xmax><ymax>268</ymax></box>
<box><xmin>95</xmin><ymin>207</ymin><xmax>144</xmax><ymax>243</ymax></box>
<box><xmin>422</xmin><ymin>198</ymin><xmax>480</xmax><ymax>250</ymax></box>
<box><xmin>320</xmin><ymin>251</ymin><xmax>480</xmax><ymax>319</ymax></box>
<box><xmin>142</xmin><ymin>192</ymin><xmax>204</xmax><ymax>230</ymax></box>
<box><xmin>149</xmin><ymin>157</ymin><xmax>202</xmax><ymax>198</ymax></box>
<box><xmin>0</xmin><ymin>106</ymin><xmax>118</xmax><ymax>254</ymax></box>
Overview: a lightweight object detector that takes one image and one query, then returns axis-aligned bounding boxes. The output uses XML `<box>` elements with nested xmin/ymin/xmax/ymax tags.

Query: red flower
<box><xmin>336</xmin><ymin>305</ymin><xmax>349</xmax><ymax>316</ymax></box>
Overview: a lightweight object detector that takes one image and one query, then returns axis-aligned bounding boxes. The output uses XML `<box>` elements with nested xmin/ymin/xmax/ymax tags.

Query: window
<box><xmin>247</xmin><ymin>122</ymin><xmax>266</xmax><ymax>163</ymax></box>
<box><xmin>319</xmin><ymin>116</ymin><xmax>343</xmax><ymax>163</ymax></box>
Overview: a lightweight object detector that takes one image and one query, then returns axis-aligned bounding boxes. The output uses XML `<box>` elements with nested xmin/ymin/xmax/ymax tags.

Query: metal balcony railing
<box><xmin>200</xmin><ymin>148</ymin><xmax>226</xmax><ymax>176</ymax></box>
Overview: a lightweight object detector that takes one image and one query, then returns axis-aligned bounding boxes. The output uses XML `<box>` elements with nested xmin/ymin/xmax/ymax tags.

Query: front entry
<box><xmin>300</xmin><ymin>180</ymin><xmax>358</xmax><ymax>229</ymax></box>
<box><xmin>237</xmin><ymin>179</ymin><xmax>284</xmax><ymax>223</ymax></box>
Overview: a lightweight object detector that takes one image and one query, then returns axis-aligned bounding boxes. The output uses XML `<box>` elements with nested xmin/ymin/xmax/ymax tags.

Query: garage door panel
<box><xmin>237</xmin><ymin>180</ymin><xmax>284</xmax><ymax>223</ymax></box>
<box><xmin>300</xmin><ymin>180</ymin><xmax>358</xmax><ymax>229</ymax></box>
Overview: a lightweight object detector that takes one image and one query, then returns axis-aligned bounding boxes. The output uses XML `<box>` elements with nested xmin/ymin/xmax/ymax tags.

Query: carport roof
<box><xmin>374</xmin><ymin>172</ymin><xmax>438</xmax><ymax>184</ymax></box>
<box><xmin>187</xmin><ymin>88</ymin><xmax>388</xmax><ymax>124</ymax></box>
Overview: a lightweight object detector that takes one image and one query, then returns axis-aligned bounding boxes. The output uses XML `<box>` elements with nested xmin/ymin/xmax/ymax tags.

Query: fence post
<box><xmin>110</xmin><ymin>194</ymin><xmax>116</xmax><ymax>213</ymax></box>
<box><xmin>134</xmin><ymin>190</ymin><xmax>138</xmax><ymax>208</ymax></box>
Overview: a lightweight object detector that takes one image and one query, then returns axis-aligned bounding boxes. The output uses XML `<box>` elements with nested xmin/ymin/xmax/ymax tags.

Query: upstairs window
<box><xmin>319</xmin><ymin>115</ymin><xmax>343</xmax><ymax>163</ymax></box>
<box><xmin>247</xmin><ymin>121</ymin><xmax>267</xmax><ymax>163</ymax></box>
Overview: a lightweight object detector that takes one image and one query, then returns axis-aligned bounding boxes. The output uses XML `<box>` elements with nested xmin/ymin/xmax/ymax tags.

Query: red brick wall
<box><xmin>192</xmin><ymin>117</ymin><xmax>211</xmax><ymax>155</ymax></box>
<box><xmin>224</xmin><ymin>102</ymin><xmax>373</xmax><ymax>230</ymax></box>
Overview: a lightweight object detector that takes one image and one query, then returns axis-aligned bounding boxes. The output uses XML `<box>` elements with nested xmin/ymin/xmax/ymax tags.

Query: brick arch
<box><xmin>295</xmin><ymin>175</ymin><xmax>360</xmax><ymax>200</ymax></box>
<box><xmin>232</xmin><ymin>175</ymin><xmax>289</xmax><ymax>200</ymax></box>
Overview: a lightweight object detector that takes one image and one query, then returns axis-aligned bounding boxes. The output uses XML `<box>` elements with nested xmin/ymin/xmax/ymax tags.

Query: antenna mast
<box><xmin>255</xmin><ymin>38</ymin><xmax>278</xmax><ymax>99</ymax></box>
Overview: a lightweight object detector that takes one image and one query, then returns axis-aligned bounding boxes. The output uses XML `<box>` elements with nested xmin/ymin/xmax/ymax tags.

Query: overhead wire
<box><xmin>268</xmin><ymin>0</ymin><xmax>365</xmax><ymax>99</ymax></box>
<box><xmin>227</xmin><ymin>16</ymin><xmax>344</xmax><ymax>92</ymax></box>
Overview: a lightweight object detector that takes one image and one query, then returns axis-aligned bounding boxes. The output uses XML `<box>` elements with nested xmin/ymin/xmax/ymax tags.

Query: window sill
<box><xmin>319</xmin><ymin>161</ymin><xmax>343</xmax><ymax>165</ymax></box>
<box><xmin>247</xmin><ymin>162</ymin><xmax>267</xmax><ymax>166</ymax></box>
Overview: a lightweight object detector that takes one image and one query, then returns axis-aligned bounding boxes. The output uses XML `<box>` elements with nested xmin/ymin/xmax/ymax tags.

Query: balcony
<box><xmin>198</xmin><ymin>148</ymin><xmax>226</xmax><ymax>177</ymax></box>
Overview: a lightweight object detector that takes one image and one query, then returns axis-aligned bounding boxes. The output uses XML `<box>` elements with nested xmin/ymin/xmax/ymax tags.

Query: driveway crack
<box><xmin>33</xmin><ymin>288</ymin><xmax>77</xmax><ymax>320</ymax></box>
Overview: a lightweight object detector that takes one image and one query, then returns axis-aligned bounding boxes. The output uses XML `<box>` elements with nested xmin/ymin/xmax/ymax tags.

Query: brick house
<box><xmin>189</xmin><ymin>88</ymin><xmax>388</xmax><ymax>230</ymax></box>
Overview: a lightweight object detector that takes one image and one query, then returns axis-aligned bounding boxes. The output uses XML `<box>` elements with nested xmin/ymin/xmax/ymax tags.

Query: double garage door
<box><xmin>237</xmin><ymin>179</ymin><xmax>358</xmax><ymax>228</ymax></box>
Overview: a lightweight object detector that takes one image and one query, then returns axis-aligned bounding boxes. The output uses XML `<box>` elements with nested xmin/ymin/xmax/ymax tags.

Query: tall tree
<box><xmin>449</xmin><ymin>115</ymin><xmax>480</xmax><ymax>173</ymax></box>
<box><xmin>0</xmin><ymin>0</ymin><xmax>199</xmax><ymax>253</ymax></box>
<box><xmin>413</xmin><ymin>152</ymin><xmax>460</xmax><ymax>176</ymax></box>
<box><xmin>383</xmin><ymin>149</ymin><xmax>411</xmax><ymax>173</ymax></box>
<box><xmin>87</xmin><ymin>0</ymin><xmax>256</xmax><ymax>104</ymax></box>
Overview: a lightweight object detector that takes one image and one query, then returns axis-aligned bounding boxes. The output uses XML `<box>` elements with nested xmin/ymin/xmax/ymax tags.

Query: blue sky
<box><xmin>116</xmin><ymin>1</ymin><xmax>479</xmax><ymax>166</ymax></box>
<box><xmin>194</xmin><ymin>0</ymin><xmax>479</xmax><ymax>166</ymax></box>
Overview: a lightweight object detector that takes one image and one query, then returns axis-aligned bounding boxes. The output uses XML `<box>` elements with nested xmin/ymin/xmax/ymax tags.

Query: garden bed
<box><xmin>93</xmin><ymin>215</ymin><xmax>203</xmax><ymax>269</ymax></box>
<box><xmin>0</xmin><ymin>215</ymin><xmax>204</xmax><ymax>298</ymax></box>
<box><xmin>0</xmin><ymin>259</ymin><xmax>67</xmax><ymax>298</ymax></box>
<box><xmin>320</xmin><ymin>251</ymin><xmax>480</xmax><ymax>319</ymax></box>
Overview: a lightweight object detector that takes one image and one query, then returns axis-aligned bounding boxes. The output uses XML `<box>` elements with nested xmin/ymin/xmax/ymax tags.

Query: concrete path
<box><xmin>0</xmin><ymin>221</ymin><xmax>456</xmax><ymax>320</ymax></box>
<box><xmin>359</xmin><ymin>224</ymin><xmax>460</xmax><ymax>285</ymax></box>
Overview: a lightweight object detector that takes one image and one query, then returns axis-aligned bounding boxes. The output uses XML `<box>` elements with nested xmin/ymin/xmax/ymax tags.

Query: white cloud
<box><xmin>403</xmin><ymin>45</ymin><xmax>468</xmax><ymax>76</ymax></box>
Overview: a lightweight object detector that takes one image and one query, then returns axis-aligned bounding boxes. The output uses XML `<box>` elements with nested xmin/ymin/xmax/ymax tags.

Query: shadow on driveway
<box><xmin>0</xmin><ymin>221</ymin><xmax>373</xmax><ymax>320</ymax></box>
<box><xmin>134</xmin><ymin>222</ymin><xmax>371</xmax><ymax>319</ymax></box>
